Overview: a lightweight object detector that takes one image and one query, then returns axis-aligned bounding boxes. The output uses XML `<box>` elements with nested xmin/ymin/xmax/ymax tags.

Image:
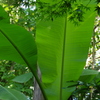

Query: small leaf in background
<box><xmin>0</xmin><ymin>6</ymin><xmax>9</xmax><ymax>22</ymax></box>
<box><xmin>12</xmin><ymin>72</ymin><xmax>33</xmax><ymax>83</ymax></box>
<box><xmin>79</xmin><ymin>69</ymin><xmax>99</xmax><ymax>83</ymax></box>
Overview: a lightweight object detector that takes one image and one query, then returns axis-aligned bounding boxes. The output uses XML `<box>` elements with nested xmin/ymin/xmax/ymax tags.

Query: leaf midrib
<box><xmin>0</xmin><ymin>29</ymin><xmax>31</xmax><ymax>68</ymax></box>
<box><xmin>0</xmin><ymin>28</ymin><xmax>48</xmax><ymax>100</ymax></box>
<box><xmin>60</xmin><ymin>16</ymin><xmax>67</xmax><ymax>100</ymax></box>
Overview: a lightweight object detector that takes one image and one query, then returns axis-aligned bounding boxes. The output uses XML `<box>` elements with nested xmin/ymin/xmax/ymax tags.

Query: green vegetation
<box><xmin>0</xmin><ymin>0</ymin><xmax>100</xmax><ymax>100</ymax></box>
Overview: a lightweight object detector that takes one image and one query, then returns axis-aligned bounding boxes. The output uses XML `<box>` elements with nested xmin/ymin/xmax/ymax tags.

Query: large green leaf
<box><xmin>0</xmin><ymin>6</ymin><xmax>38</xmax><ymax>74</ymax></box>
<box><xmin>0</xmin><ymin>6</ymin><xmax>47</xmax><ymax>99</ymax></box>
<box><xmin>0</xmin><ymin>85</ymin><xmax>27</xmax><ymax>100</ymax></box>
<box><xmin>36</xmin><ymin>0</ymin><xmax>96</xmax><ymax>100</ymax></box>
<box><xmin>0</xmin><ymin>23</ymin><xmax>37</xmax><ymax>71</ymax></box>
<box><xmin>0</xmin><ymin>6</ymin><xmax>37</xmax><ymax>74</ymax></box>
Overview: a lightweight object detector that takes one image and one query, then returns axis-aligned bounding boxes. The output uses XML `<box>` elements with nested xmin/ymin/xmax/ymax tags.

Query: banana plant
<box><xmin>0</xmin><ymin>0</ymin><xmax>96</xmax><ymax>100</ymax></box>
<box><xmin>0</xmin><ymin>6</ymin><xmax>47</xmax><ymax>100</ymax></box>
<box><xmin>36</xmin><ymin>0</ymin><xmax>96</xmax><ymax>100</ymax></box>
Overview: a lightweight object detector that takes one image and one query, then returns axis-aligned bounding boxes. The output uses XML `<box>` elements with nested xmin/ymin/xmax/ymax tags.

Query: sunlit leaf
<box><xmin>36</xmin><ymin>0</ymin><xmax>96</xmax><ymax>100</ymax></box>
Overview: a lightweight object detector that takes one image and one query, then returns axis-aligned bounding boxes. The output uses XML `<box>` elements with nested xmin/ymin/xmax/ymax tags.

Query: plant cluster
<box><xmin>0</xmin><ymin>60</ymin><xmax>33</xmax><ymax>100</ymax></box>
<box><xmin>0</xmin><ymin>0</ymin><xmax>96</xmax><ymax>25</ymax></box>
<box><xmin>70</xmin><ymin>73</ymin><xmax>100</xmax><ymax>100</ymax></box>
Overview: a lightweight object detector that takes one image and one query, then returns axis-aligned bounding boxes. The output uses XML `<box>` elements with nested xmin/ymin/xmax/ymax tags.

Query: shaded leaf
<box><xmin>0</xmin><ymin>85</ymin><xmax>27</xmax><ymax>100</ymax></box>
<box><xmin>12</xmin><ymin>72</ymin><xmax>33</xmax><ymax>83</ymax></box>
<box><xmin>79</xmin><ymin>69</ymin><xmax>99</xmax><ymax>83</ymax></box>
<box><xmin>0</xmin><ymin>6</ymin><xmax>9</xmax><ymax>22</ymax></box>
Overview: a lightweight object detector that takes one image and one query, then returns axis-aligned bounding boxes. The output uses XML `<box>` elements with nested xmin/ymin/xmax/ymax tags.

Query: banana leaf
<box><xmin>36</xmin><ymin>0</ymin><xmax>96</xmax><ymax>100</ymax></box>
<box><xmin>0</xmin><ymin>6</ymin><xmax>47</xmax><ymax>99</ymax></box>
<box><xmin>0</xmin><ymin>85</ymin><xmax>27</xmax><ymax>100</ymax></box>
<box><xmin>0</xmin><ymin>23</ymin><xmax>37</xmax><ymax>71</ymax></box>
<box><xmin>0</xmin><ymin>6</ymin><xmax>37</xmax><ymax>74</ymax></box>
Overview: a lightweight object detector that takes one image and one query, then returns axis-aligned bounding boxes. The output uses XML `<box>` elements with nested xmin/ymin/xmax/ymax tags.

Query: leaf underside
<box><xmin>36</xmin><ymin>0</ymin><xmax>96</xmax><ymax>100</ymax></box>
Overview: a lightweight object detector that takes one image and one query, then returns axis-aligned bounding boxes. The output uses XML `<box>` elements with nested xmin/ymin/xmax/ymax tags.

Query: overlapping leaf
<box><xmin>0</xmin><ymin>6</ymin><xmax>39</xmax><ymax>99</ymax></box>
<box><xmin>0</xmin><ymin>6</ymin><xmax>37</xmax><ymax>74</ymax></box>
<box><xmin>0</xmin><ymin>6</ymin><xmax>47</xmax><ymax>100</ymax></box>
